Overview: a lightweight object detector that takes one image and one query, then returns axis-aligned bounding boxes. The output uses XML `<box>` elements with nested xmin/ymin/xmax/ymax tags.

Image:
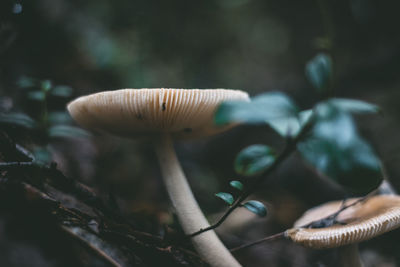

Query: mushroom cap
<box><xmin>286</xmin><ymin>195</ymin><xmax>400</xmax><ymax>249</ymax></box>
<box><xmin>67</xmin><ymin>88</ymin><xmax>249</xmax><ymax>139</ymax></box>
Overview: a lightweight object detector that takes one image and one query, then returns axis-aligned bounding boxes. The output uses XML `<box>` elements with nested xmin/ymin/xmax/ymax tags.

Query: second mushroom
<box><xmin>286</xmin><ymin>194</ymin><xmax>400</xmax><ymax>267</ymax></box>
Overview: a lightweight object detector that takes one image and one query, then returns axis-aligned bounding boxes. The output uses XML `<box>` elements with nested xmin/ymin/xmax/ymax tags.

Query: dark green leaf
<box><xmin>215</xmin><ymin>92</ymin><xmax>298</xmax><ymax>125</ymax></box>
<box><xmin>51</xmin><ymin>86</ymin><xmax>73</xmax><ymax>98</ymax></box>
<box><xmin>327</xmin><ymin>98</ymin><xmax>380</xmax><ymax>114</ymax></box>
<box><xmin>298</xmin><ymin>105</ymin><xmax>381</xmax><ymax>194</ymax></box>
<box><xmin>229</xmin><ymin>180</ymin><xmax>243</xmax><ymax>191</ymax></box>
<box><xmin>306</xmin><ymin>53</ymin><xmax>332</xmax><ymax>91</ymax></box>
<box><xmin>48</xmin><ymin>125</ymin><xmax>90</xmax><ymax>139</ymax></box>
<box><xmin>17</xmin><ymin>76</ymin><xmax>36</xmax><ymax>88</ymax></box>
<box><xmin>215</xmin><ymin>192</ymin><xmax>234</xmax><ymax>205</ymax></box>
<box><xmin>41</xmin><ymin>80</ymin><xmax>53</xmax><ymax>92</ymax></box>
<box><xmin>33</xmin><ymin>147</ymin><xmax>51</xmax><ymax>166</ymax></box>
<box><xmin>267</xmin><ymin>109</ymin><xmax>313</xmax><ymax>137</ymax></box>
<box><xmin>243</xmin><ymin>200</ymin><xmax>267</xmax><ymax>217</ymax></box>
<box><xmin>267</xmin><ymin>116</ymin><xmax>300</xmax><ymax>137</ymax></box>
<box><xmin>27</xmin><ymin>91</ymin><xmax>45</xmax><ymax>101</ymax></box>
<box><xmin>48</xmin><ymin>112</ymin><xmax>73</xmax><ymax>125</ymax></box>
<box><xmin>235</xmin><ymin>144</ymin><xmax>275</xmax><ymax>176</ymax></box>
<box><xmin>299</xmin><ymin>109</ymin><xmax>313</xmax><ymax>126</ymax></box>
<box><xmin>0</xmin><ymin>113</ymin><xmax>36</xmax><ymax>129</ymax></box>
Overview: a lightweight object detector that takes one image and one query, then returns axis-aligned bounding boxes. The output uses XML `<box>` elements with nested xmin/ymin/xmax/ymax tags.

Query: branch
<box><xmin>228</xmin><ymin>188</ymin><xmax>379</xmax><ymax>253</ymax></box>
<box><xmin>230</xmin><ymin>232</ymin><xmax>285</xmax><ymax>253</ymax></box>
<box><xmin>189</xmin><ymin>118</ymin><xmax>315</xmax><ymax>237</ymax></box>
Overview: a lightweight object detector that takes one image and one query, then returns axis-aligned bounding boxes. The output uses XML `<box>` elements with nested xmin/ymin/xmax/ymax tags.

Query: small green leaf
<box><xmin>299</xmin><ymin>109</ymin><xmax>313</xmax><ymax>126</ymax></box>
<box><xmin>235</xmin><ymin>145</ymin><xmax>275</xmax><ymax>176</ymax></box>
<box><xmin>33</xmin><ymin>147</ymin><xmax>51</xmax><ymax>166</ymax></box>
<box><xmin>48</xmin><ymin>112</ymin><xmax>72</xmax><ymax>125</ymax></box>
<box><xmin>48</xmin><ymin>125</ymin><xmax>90</xmax><ymax>139</ymax></box>
<box><xmin>51</xmin><ymin>85</ymin><xmax>73</xmax><ymax>98</ymax></box>
<box><xmin>215</xmin><ymin>92</ymin><xmax>298</xmax><ymax>126</ymax></box>
<box><xmin>27</xmin><ymin>91</ymin><xmax>46</xmax><ymax>101</ymax></box>
<box><xmin>243</xmin><ymin>200</ymin><xmax>267</xmax><ymax>217</ymax></box>
<box><xmin>306</xmin><ymin>53</ymin><xmax>332</xmax><ymax>91</ymax></box>
<box><xmin>41</xmin><ymin>80</ymin><xmax>52</xmax><ymax>92</ymax></box>
<box><xmin>0</xmin><ymin>113</ymin><xmax>36</xmax><ymax>129</ymax></box>
<box><xmin>267</xmin><ymin>116</ymin><xmax>300</xmax><ymax>137</ymax></box>
<box><xmin>266</xmin><ymin>109</ymin><xmax>314</xmax><ymax>137</ymax></box>
<box><xmin>215</xmin><ymin>192</ymin><xmax>234</xmax><ymax>205</ymax></box>
<box><xmin>327</xmin><ymin>98</ymin><xmax>380</xmax><ymax>114</ymax></box>
<box><xmin>229</xmin><ymin>180</ymin><xmax>243</xmax><ymax>191</ymax></box>
<box><xmin>17</xmin><ymin>76</ymin><xmax>36</xmax><ymax>88</ymax></box>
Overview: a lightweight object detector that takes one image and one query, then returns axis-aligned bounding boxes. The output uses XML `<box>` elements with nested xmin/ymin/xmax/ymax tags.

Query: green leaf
<box><xmin>48</xmin><ymin>112</ymin><xmax>73</xmax><ymax>125</ymax></box>
<box><xmin>27</xmin><ymin>91</ymin><xmax>46</xmax><ymax>101</ymax></box>
<box><xmin>229</xmin><ymin>180</ymin><xmax>243</xmax><ymax>191</ymax></box>
<box><xmin>48</xmin><ymin>125</ymin><xmax>90</xmax><ymax>139</ymax></box>
<box><xmin>41</xmin><ymin>80</ymin><xmax>53</xmax><ymax>92</ymax></box>
<box><xmin>17</xmin><ymin>76</ymin><xmax>36</xmax><ymax>88</ymax></box>
<box><xmin>327</xmin><ymin>98</ymin><xmax>380</xmax><ymax>114</ymax></box>
<box><xmin>298</xmin><ymin>104</ymin><xmax>381</xmax><ymax>194</ymax></box>
<box><xmin>215</xmin><ymin>192</ymin><xmax>234</xmax><ymax>205</ymax></box>
<box><xmin>267</xmin><ymin>109</ymin><xmax>314</xmax><ymax>137</ymax></box>
<box><xmin>0</xmin><ymin>113</ymin><xmax>36</xmax><ymax>129</ymax></box>
<box><xmin>267</xmin><ymin>116</ymin><xmax>300</xmax><ymax>137</ymax></box>
<box><xmin>51</xmin><ymin>85</ymin><xmax>73</xmax><ymax>98</ymax></box>
<box><xmin>33</xmin><ymin>147</ymin><xmax>51</xmax><ymax>166</ymax></box>
<box><xmin>235</xmin><ymin>144</ymin><xmax>275</xmax><ymax>176</ymax></box>
<box><xmin>243</xmin><ymin>200</ymin><xmax>267</xmax><ymax>217</ymax></box>
<box><xmin>299</xmin><ymin>109</ymin><xmax>313</xmax><ymax>126</ymax></box>
<box><xmin>306</xmin><ymin>53</ymin><xmax>332</xmax><ymax>91</ymax></box>
<box><xmin>215</xmin><ymin>92</ymin><xmax>298</xmax><ymax>126</ymax></box>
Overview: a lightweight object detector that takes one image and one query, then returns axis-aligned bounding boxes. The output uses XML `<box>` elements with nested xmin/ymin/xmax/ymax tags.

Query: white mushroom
<box><xmin>68</xmin><ymin>88</ymin><xmax>250</xmax><ymax>267</ymax></box>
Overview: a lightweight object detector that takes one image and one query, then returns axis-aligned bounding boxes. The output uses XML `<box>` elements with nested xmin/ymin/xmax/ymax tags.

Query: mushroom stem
<box><xmin>154</xmin><ymin>134</ymin><xmax>241</xmax><ymax>267</ymax></box>
<box><xmin>337</xmin><ymin>245</ymin><xmax>363</xmax><ymax>267</ymax></box>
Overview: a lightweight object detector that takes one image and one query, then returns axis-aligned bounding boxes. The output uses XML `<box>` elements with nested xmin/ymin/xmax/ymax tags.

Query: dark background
<box><xmin>1</xmin><ymin>0</ymin><xmax>400</xmax><ymax>266</ymax></box>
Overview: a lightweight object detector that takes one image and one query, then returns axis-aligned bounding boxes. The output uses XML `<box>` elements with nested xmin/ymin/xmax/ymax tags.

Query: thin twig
<box><xmin>227</xmin><ymin>190</ymin><xmax>377</xmax><ymax>253</ymax></box>
<box><xmin>0</xmin><ymin>161</ymin><xmax>34</xmax><ymax>168</ymax></box>
<box><xmin>189</xmin><ymin>118</ymin><xmax>315</xmax><ymax>237</ymax></box>
<box><xmin>300</xmin><ymin>188</ymin><xmax>377</xmax><ymax>228</ymax></box>
<box><xmin>230</xmin><ymin>232</ymin><xmax>285</xmax><ymax>253</ymax></box>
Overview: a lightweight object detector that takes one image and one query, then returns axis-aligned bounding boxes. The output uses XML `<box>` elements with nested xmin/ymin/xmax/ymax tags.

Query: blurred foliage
<box><xmin>218</xmin><ymin>90</ymin><xmax>381</xmax><ymax>195</ymax></box>
<box><xmin>305</xmin><ymin>53</ymin><xmax>332</xmax><ymax>92</ymax></box>
<box><xmin>215</xmin><ymin>92</ymin><xmax>298</xmax><ymax>126</ymax></box>
<box><xmin>0</xmin><ymin>77</ymin><xmax>89</xmax><ymax>165</ymax></box>
<box><xmin>234</xmin><ymin>144</ymin><xmax>276</xmax><ymax>177</ymax></box>
<box><xmin>298</xmin><ymin>101</ymin><xmax>381</xmax><ymax>194</ymax></box>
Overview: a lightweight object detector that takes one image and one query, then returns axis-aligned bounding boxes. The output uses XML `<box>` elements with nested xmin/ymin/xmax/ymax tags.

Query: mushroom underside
<box><xmin>287</xmin><ymin>195</ymin><xmax>400</xmax><ymax>249</ymax></box>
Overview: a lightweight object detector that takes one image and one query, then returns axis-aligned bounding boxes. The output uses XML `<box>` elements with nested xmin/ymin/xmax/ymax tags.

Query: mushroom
<box><xmin>67</xmin><ymin>88</ymin><xmax>249</xmax><ymax>267</ymax></box>
<box><xmin>285</xmin><ymin>195</ymin><xmax>400</xmax><ymax>267</ymax></box>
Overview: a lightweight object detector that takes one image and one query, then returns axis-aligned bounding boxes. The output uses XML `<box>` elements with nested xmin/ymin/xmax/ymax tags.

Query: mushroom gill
<box><xmin>286</xmin><ymin>195</ymin><xmax>400</xmax><ymax>249</ymax></box>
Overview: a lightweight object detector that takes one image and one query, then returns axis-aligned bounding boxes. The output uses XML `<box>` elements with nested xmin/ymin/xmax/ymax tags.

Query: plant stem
<box><xmin>230</xmin><ymin>232</ymin><xmax>285</xmax><ymax>253</ymax></box>
<box><xmin>154</xmin><ymin>134</ymin><xmax>241</xmax><ymax>267</ymax></box>
<box><xmin>337</xmin><ymin>245</ymin><xmax>362</xmax><ymax>267</ymax></box>
<box><xmin>316</xmin><ymin>0</ymin><xmax>335</xmax><ymax>97</ymax></box>
<box><xmin>230</xmin><ymin>189</ymin><xmax>380</xmax><ymax>252</ymax></box>
<box><xmin>0</xmin><ymin>161</ymin><xmax>34</xmax><ymax>168</ymax></box>
<box><xmin>189</xmin><ymin>119</ymin><xmax>314</xmax><ymax>237</ymax></box>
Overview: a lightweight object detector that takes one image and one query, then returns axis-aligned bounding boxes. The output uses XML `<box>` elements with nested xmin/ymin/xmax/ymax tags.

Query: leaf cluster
<box><xmin>1</xmin><ymin>77</ymin><xmax>89</xmax><ymax>165</ymax></box>
<box><xmin>215</xmin><ymin>90</ymin><xmax>381</xmax><ymax>195</ymax></box>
